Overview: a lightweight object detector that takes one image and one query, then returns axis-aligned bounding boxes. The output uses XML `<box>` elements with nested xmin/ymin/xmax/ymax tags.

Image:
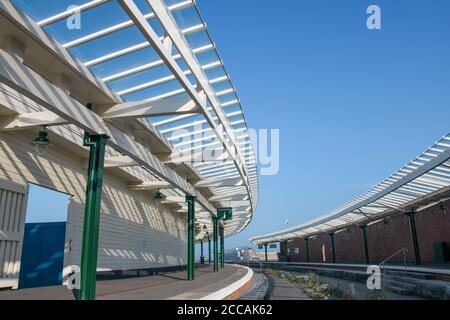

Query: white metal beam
<box><xmin>103</xmin><ymin>156</ymin><xmax>138</xmax><ymax>168</ymax></box>
<box><xmin>209</xmin><ymin>194</ymin><xmax>248</xmax><ymax>202</ymax></box>
<box><xmin>195</xmin><ymin>177</ymin><xmax>243</xmax><ymax>188</ymax></box>
<box><xmin>164</xmin><ymin>150</ymin><xmax>230</xmax><ymax>164</ymax></box>
<box><xmin>83</xmin><ymin>24</ymin><xmax>203</xmax><ymax>67</ymax></box>
<box><xmin>62</xmin><ymin>0</ymin><xmax>195</xmax><ymax>48</ymax></box>
<box><xmin>123</xmin><ymin>0</ymin><xmax>253</xmax><ymax>209</ymax></box>
<box><xmin>37</xmin><ymin>0</ymin><xmax>111</xmax><ymax>26</ymax></box>
<box><xmin>101</xmin><ymin>95</ymin><xmax>200</xmax><ymax>119</ymax></box>
<box><xmin>102</xmin><ymin>44</ymin><xmax>214</xmax><ymax>82</ymax></box>
<box><xmin>0</xmin><ymin>48</ymin><xmax>215</xmax><ymax>214</ymax></box>
<box><xmin>129</xmin><ymin>181</ymin><xmax>172</xmax><ymax>190</ymax></box>
<box><xmin>0</xmin><ymin>110</ymin><xmax>67</xmax><ymax>130</ymax></box>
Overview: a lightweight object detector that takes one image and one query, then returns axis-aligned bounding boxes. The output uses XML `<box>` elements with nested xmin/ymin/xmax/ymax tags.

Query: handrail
<box><xmin>380</xmin><ymin>247</ymin><xmax>408</xmax><ymax>271</ymax></box>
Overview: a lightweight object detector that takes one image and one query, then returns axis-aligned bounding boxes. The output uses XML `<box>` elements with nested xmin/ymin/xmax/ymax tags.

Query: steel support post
<box><xmin>406</xmin><ymin>211</ymin><xmax>421</xmax><ymax>266</ymax></box>
<box><xmin>186</xmin><ymin>195</ymin><xmax>196</xmax><ymax>280</ymax></box>
<box><xmin>360</xmin><ymin>225</ymin><xmax>370</xmax><ymax>264</ymax></box>
<box><xmin>264</xmin><ymin>244</ymin><xmax>268</xmax><ymax>262</ymax></box>
<box><xmin>283</xmin><ymin>240</ymin><xmax>289</xmax><ymax>262</ymax></box>
<box><xmin>305</xmin><ymin>237</ymin><xmax>310</xmax><ymax>263</ymax></box>
<box><xmin>329</xmin><ymin>232</ymin><xmax>336</xmax><ymax>263</ymax></box>
<box><xmin>79</xmin><ymin>133</ymin><xmax>108</xmax><ymax>300</ymax></box>
<box><xmin>200</xmin><ymin>240</ymin><xmax>204</xmax><ymax>264</ymax></box>
<box><xmin>220</xmin><ymin>224</ymin><xmax>225</xmax><ymax>268</ymax></box>
<box><xmin>213</xmin><ymin>217</ymin><xmax>219</xmax><ymax>272</ymax></box>
<box><xmin>208</xmin><ymin>237</ymin><xmax>211</xmax><ymax>264</ymax></box>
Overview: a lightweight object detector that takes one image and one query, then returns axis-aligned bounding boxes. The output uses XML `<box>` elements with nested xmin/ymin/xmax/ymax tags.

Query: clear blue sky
<box><xmin>18</xmin><ymin>1</ymin><xmax>450</xmax><ymax>252</ymax></box>
<box><xmin>194</xmin><ymin>0</ymin><xmax>450</xmax><ymax>249</ymax></box>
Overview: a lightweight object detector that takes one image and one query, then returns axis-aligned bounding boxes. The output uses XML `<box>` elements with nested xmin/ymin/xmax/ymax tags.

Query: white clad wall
<box><xmin>0</xmin><ymin>129</ymin><xmax>188</xmax><ymax>278</ymax></box>
<box><xmin>0</xmin><ymin>180</ymin><xmax>28</xmax><ymax>289</ymax></box>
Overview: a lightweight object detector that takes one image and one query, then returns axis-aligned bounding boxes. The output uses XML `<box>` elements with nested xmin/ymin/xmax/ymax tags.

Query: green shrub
<box><xmin>265</xmin><ymin>269</ymin><xmax>356</xmax><ymax>300</ymax></box>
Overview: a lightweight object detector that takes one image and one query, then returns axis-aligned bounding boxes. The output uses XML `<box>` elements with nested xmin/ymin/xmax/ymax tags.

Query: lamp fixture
<box><xmin>31</xmin><ymin>125</ymin><xmax>51</xmax><ymax>155</ymax></box>
<box><xmin>154</xmin><ymin>189</ymin><xmax>163</xmax><ymax>204</ymax></box>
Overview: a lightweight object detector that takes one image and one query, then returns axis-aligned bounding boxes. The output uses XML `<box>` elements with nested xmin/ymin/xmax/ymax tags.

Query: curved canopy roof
<box><xmin>251</xmin><ymin>134</ymin><xmax>450</xmax><ymax>245</ymax></box>
<box><xmin>8</xmin><ymin>0</ymin><xmax>259</xmax><ymax>236</ymax></box>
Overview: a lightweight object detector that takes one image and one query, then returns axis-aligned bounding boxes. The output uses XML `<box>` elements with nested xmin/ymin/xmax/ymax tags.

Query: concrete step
<box><xmin>385</xmin><ymin>279</ymin><xmax>416</xmax><ymax>291</ymax></box>
<box><xmin>385</xmin><ymin>284</ymin><xmax>414</xmax><ymax>296</ymax></box>
<box><xmin>384</xmin><ymin>274</ymin><xmax>420</xmax><ymax>284</ymax></box>
<box><xmin>384</xmin><ymin>270</ymin><xmax>435</xmax><ymax>280</ymax></box>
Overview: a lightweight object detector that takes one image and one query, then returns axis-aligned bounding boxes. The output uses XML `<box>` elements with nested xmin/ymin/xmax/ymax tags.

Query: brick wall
<box><xmin>285</xmin><ymin>199</ymin><xmax>450</xmax><ymax>264</ymax></box>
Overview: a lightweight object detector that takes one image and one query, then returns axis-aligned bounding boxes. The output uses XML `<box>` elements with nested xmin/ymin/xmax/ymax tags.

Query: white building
<box><xmin>0</xmin><ymin>0</ymin><xmax>258</xmax><ymax>295</ymax></box>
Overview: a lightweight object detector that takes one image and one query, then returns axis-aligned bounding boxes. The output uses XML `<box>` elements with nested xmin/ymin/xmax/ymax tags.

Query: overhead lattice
<box><xmin>10</xmin><ymin>0</ymin><xmax>259</xmax><ymax>236</ymax></box>
<box><xmin>251</xmin><ymin>134</ymin><xmax>450</xmax><ymax>245</ymax></box>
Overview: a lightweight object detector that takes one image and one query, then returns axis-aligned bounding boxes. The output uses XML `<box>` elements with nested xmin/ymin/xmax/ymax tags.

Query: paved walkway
<box><xmin>0</xmin><ymin>264</ymin><xmax>247</xmax><ymax>300</ymax></box>
<box><xmin>266</xmin><ymin>275</ymin><xmax>310</xmax><ymax>300</ymax></box>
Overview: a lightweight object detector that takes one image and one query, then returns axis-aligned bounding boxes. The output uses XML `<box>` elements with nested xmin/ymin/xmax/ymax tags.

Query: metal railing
<box><xmin>379</xmin><ymin>247</ymin><xmax>408</xmax><ymax>272</ymax></box>
<box><xmin>377</xmin><ymin>247</ymin><xmax>408</xmax><ymax>291</ymax></box>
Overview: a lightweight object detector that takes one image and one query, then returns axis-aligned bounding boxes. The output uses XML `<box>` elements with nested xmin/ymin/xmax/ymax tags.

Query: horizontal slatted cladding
<box><xmin>0</xmin><ymin>180</ymin><xmax>27</xmax><ymax>288</ymax></box>
<box><xmin>0</xmin><ymin>131</ymin><xmax>188</xmax><ymax>275</ymax></box>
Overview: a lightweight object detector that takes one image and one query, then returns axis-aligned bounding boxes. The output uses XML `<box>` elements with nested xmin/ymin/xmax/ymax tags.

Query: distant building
<box><xmin>224</xmin><ymin>247</ymin><xmax>278</xmax><ymax>262</ymax></box>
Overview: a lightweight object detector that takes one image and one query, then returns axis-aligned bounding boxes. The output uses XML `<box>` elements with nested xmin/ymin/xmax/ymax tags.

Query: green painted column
<box><xmin>329</xmin><ymin>232</ymin><xmax>336</xmax><ymax>263</ymax></box>
<box><xmin>406</xmin><ymin>211</ymin><xmax>421</xmax><ymax>266</ymax></box>
<box><xmin>78</xmin><ymin>132</ymin><xmax>108</xmax><ymax>300</ymax></box>
<box><xmin>264</xmin><ymin>244</ymin><xmax>268</xmax><ymax>262</ymax></box>
<box><xmin>186</xmin><ymin>195</ymin><xmax>196</xmax><ymax>280</ymax></box>
<box><xmin>220</xmin><ymin>224</ymin><xmax>225</xmax><ymax>268</ymax></box>
<box><xmin>213</xmin><ymin>217</ymin><xmax>219</xmax><ymax>272</ymax></box>
<box><xmin>304</xmin><ymin>237</ymin><xmax>310</xmax><ymax>263</ymax></box>
<box><xmin>208</xmin><ymin>236</ymin><xmax>211</xmax><ymax>264</ymax></box>
<box><xmin>200</xmin><ymin>240</ymin><xmax>204</xmax><ymax>264</ymax></box>
<box><xmin>283</xmin><ymin>240</ymin><xmax>289</xmax><ymax>262</ymax></box>
<box><xmin>360</xmin><ymin>225</ymin><xmax>370</xmax><ymax>264</ymax></box>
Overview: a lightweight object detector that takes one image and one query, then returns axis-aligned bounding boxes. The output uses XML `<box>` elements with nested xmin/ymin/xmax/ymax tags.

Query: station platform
<box><xmin>0</xmin><ymin>264</ymin><xmax>252</xmax><ymax>300</ymax></box>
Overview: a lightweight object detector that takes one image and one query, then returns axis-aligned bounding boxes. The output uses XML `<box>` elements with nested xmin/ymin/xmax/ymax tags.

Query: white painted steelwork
<box><xmin>251</xmin><ymin>134</ymin><xmax>450</xmax><ymax>244</ymax></box>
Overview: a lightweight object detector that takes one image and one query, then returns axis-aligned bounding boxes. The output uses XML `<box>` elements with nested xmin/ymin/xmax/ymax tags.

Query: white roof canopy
<box><xmin>4</xmin><ymin>0</ymin><xmax>259</xmax><ymax>236</ymax></box>
<box><xmin>251</xmin><ymin>134</ymin><xmax>450</xmax><ymax>245</ymax></box>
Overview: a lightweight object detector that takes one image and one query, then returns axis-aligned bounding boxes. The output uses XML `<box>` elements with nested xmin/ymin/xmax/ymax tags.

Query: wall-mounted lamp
<box><xmin>31</xmin><ymin>125</ymin><xmax>51</xmax><ymax>155</ymax></box>
<box><xmin>154</xmin><ymin>189</ymin><xmax>162</xmax><ymax>204</ymax></box>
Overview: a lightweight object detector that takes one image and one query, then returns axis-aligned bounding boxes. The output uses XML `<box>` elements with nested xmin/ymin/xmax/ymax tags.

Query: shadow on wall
<box><xmin>0</xmin><ymin>131</ymin><xmax>187</xmax><ymax>270</ymax></box>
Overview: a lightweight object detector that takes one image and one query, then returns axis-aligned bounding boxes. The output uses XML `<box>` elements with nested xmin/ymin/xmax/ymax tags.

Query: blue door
<box><xmin>19</xmin><ymin>222</ymin><xmax>66</xmax><ymax>289</ymax></box>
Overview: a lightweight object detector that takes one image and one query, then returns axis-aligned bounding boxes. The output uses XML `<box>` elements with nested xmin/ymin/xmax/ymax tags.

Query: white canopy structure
<box><xmin>251</xmin><ymin>134</ymin><xmax>450</xmax><ymax>245</ymax></box>
<box><xmin>1</xmin><ymin>0</ymin><xmax>259</xmax><ymax>236</ymax></box>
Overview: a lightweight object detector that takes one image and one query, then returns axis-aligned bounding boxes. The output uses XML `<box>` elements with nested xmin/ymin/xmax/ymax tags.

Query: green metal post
<box><xmin>213</xmin><ymin>217</ymin><xmax>219</xmax><ymax>272</ymax></box>
<box><xmin>407</xmin><ymin>211</ymin><xmax>421</xmax><ymax>266</ymax></box>
<box><xmin>78</xmin><ymin>133</ymin><xmax>108</xmax><ymax>300</ymax></box>
<box><xmin>200</xmin><ymin>240</ymin><xmax>204</xmax><ymax>264</ymax></box>
<box><xmin>329</xmin><ymin>232</ymin><xmax>336</xmax><ymax>263</ymax></box>
<box><xmin>283</xmin><ymin>240</ymin><xmax>289</xmax><ymax>262</ymax></box>
<box><xmin>208</xmin><ymin>237</ymin><xmax>211</xmax><ymax>264</ymax></box>
<box><xmin>305</xmin><ymin>237</ymin><xmax>310</xmax><ymax>263</ymax></box>
<box><xmin>264</xmin><ymin>244</ymin><xmax>268</xmax><ymax>262</ymax></box>
<box><xmin>360</xmin><ymin>225</ymin><xmax>370</xmax><ymax>264</ymax></box>
<box><xmin>186</xmin><ymin>195</ymin><xmax>196</xmax><ymax>280</ymax></box>
<box><xmin>220</xmin><ymin>224</ymin><xmax>225</xmax><ymax>268</ymax></box>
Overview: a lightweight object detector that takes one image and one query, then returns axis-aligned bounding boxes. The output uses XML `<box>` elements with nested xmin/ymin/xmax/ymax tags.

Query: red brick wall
<box><xmin>286</xmin><ymin>199</ymin><xmax>450</xmax><ymax>264</ymax></box>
